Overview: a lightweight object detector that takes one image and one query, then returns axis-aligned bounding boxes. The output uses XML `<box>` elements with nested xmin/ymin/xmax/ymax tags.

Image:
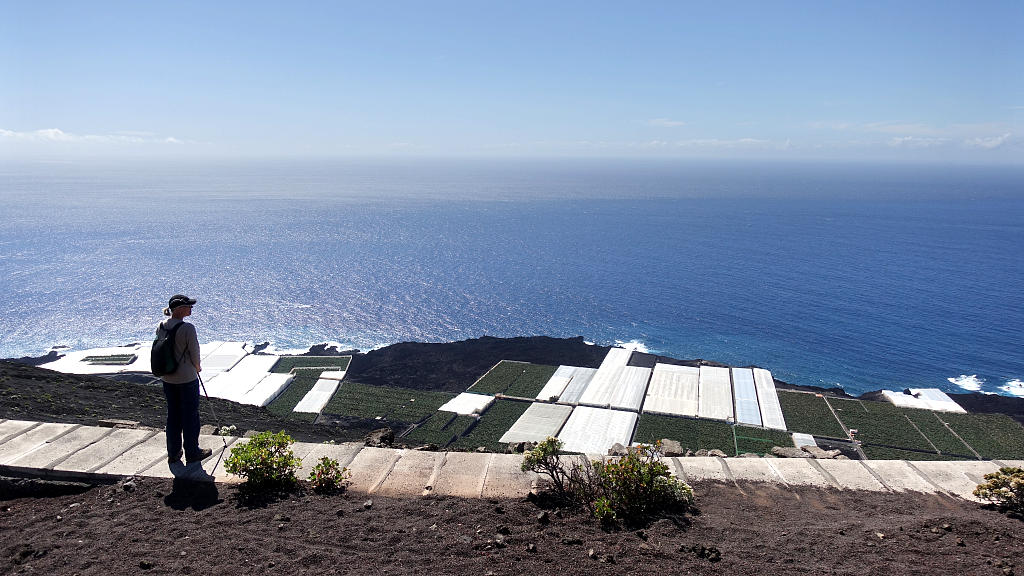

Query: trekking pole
<box><xmin>197</xmin><ymin>373</ymin><xmax>229</xmax><ymax>449</ymax></box>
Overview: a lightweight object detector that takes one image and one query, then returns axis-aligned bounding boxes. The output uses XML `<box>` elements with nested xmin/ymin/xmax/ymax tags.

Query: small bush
<box><xmin>522</xmin><ymin>437</ymin><xmax>694</xmax><ymax>526</ymax></box>
<box><xmin>308</xmin><ymin>456</ymin><xmax>351</xmax><ymax>494</ymax></box>
<box><xmin>224</xmin><ymin>431</ymin><xmax>302</xmax><ymax>490</ymax></box>
<box><xmin>591</xmin><ymin>442</ymin><xmax>695</xmax><ymax>524</ymax></box>
<box><xmin>974</xmin><ymin>466</ymin><xmax>1024</xmax><ymax>513</ymax></box>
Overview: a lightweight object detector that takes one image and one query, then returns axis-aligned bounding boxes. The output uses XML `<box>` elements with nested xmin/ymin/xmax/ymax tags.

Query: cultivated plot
<box><xmin>536</xmin><ymin>365</ymin><xmax>576</xmax><ymax>401</ymax></box>
<box><xmin>777</xmin><ymin>391</ymin><xmax>847</xmax><ymax>438</ymax></box>
<box><xmin>633</xmin><ymin>413</ymin><xmax>736</xmax><ymax>456</ymax></box>
<box><xmin>271</xmin><ymin>355</ymin><xmax>351</xmax><ymax>374</ymax></box>
<box><xmin>557</xmin><ymin>406</ymin><xmax>638</xmax><ymax>455</ymax></box>
<box><xmin>438</xmin><ymin>393</ymin><xmax>496</xmax><ymax>416</ymax></box>
<box><xmin>402</xmin><ymin>412</ymin><xmax>477</xmax><ymax>448</ymax></box>
<box><xmin>753</xmin><ymin>368</ymin><xmax>786</xmax><ymax>430</ymax></box>
<box><xmin>697</xmin><ymin>366</ymin><xmax>733</xmax><ymax>421</ymax></box>
<box><xmin>578</xmin><ymin>365</ymin><xmax>651</xmax><ymax>412</ymax></box>
<box><xmin>293</xmin><ymin>378</ymin><xmax>341</xmax><ymax>414</ymax></box>
<box><xmin>642</xmin><ymin>364</ymin><xmax>699</xmax><ymax>417</ymax></box>
<box><xmin>731</xmin><ymin>368</ymin><xmax>762</xmax><ymax>427</ymax></box>
<box><xmin>323</xmin><ymin>382</ymin><xmax>456</xmax><ymax>424</ymax></box>
<box><xmin>452</xmin><ymin>399</ymin><xmax>533</xmax><ymax>452</ymax></box>
<box><xmin>555</xmin><ymin>367</ymin><xmax>598</xmax><ymax>405</ymax></box>
<box><xmin>499</xmin><ymin>403</ymin><xmax>573</xmax><ymax>444</ymax></box>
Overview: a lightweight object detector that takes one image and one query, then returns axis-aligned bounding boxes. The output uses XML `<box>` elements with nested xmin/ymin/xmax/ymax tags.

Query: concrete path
<box><xmin>1</xmin><ymin>419</ymin><xmax>1020</xmax><ymax>502</ymax></box>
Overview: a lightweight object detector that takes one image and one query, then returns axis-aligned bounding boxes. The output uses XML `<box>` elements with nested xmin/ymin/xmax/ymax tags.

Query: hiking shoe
<box><xmin>168</xmin><ymin>449</ymin><xmax>183</xmax><ymax>463</ymax></box>
<box><xmin>186</xmin><ymin>447</ymin><xmax>213</xmax><ymax>464</ymax></box>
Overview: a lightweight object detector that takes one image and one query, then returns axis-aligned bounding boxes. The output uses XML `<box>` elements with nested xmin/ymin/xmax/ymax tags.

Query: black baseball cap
<box><xmin>168</xmin><ymin>294</ymin><xmax>197</xmax><ymax>310</ymax></box>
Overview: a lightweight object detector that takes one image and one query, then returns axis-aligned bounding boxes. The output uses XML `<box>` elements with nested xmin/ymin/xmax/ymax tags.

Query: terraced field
<box><xmin>936</xmin><ymin>412</ymin><xmax>1024</xmax><ymax>460</ymax></box>
<box><xmin>451</xmin><ymin>399</ymin><xmax>532</xmax><ymax>452</ymax></box>
<box><xmin>502</xmin><ymin>364</ymin><xmax>559</xmax><ymax>398</ymax></box>
<box><xmin>828</xmin><ymin>398</ymin><xmax>935</xmax><ymax>452</ymax></box>
<box><xmin>777</xmin><ymin>391</ymin><xmax>847</xmax><ymax>438</ymax></box>
<box><xmin>265</xmin><ymin>367</ymin><xmax>328</xmax><ymax>422</ymax></box>
<box><xmin>271</xmin><ymin>355</ymin><xmax>350</xmax><ymax>373</ymax></box>
<box><xmin>901</xmin><ymin>408</ymin><xmax>975</xmax><ymax>457</ymax></box>
<box><xmin>322</xmin><ymin>382</ymin><xmax>456</xmax><ymax>425</ymax></box>
<box><xmin>734</xmin><ymin>425</ymin><xmax>795</xmax><ymax>455</ymax></box>
<box><xmin>861</xmin><ymin>445</ymin><xmax>971</xmax><ymax>461</ymax></box>
<box><xmin>466</xmin><ymin>361</ymin><xmax>527</xmax><ymax>395</ymax></box>
<box><xmin>634</xmin><ymin>414</ymin><xmax>736</xmax><ymax>455</ymax></box>
<box><xmin>402</xmin><ymin>411</ymin><xmax>477</xmax><ymax>447</ymax></box>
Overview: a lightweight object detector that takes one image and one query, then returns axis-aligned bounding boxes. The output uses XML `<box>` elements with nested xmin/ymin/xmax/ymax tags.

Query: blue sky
<box><xmin>2</xmin><ymin>1</ymin><xmax>1021</xmax><ymax>162</ymax></box>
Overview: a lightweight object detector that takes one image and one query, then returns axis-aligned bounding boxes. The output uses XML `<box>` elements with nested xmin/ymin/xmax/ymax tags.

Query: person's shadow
<box><xmin>163</xmin><ymin>458</ymin><xmax>222</xmax><ymax>511</ymax></box>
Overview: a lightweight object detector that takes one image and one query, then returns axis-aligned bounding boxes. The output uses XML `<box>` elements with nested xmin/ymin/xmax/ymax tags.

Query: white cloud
<box><xmin>887</xmin><ymin>136</ymin><xmax>951</xmax><ymax>148</ymax></box>
<box><xmin>647</xmin><ymin>118</ymin><xmax>687</xmax><ymax>128</ymax></box>
<box><xmin>0</xmin><ymin>127</ymin><xmax>185</xmax><ymax>146</ymax></box>
<box><xmin>864</xmin><ymin>122</ymin><xmax>944</xmax><ymax>136</ymax></box>
<box><xmin>963</xmin><ymin>133</ymin><xmax>1011</xmax><ymax>149</ymax></box>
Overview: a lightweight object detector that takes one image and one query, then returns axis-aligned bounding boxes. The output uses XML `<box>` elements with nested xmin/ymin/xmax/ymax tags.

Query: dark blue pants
<box><xmin>163</xmin><ymin>379</ymin><xmax>201</xmax><ymax>460</ymax></box>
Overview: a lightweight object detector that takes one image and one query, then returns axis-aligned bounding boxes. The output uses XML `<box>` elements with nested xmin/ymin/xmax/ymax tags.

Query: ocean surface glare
<box><xmin>1</xmin><ymin>158</ymin><xmax>1021</xmax><ymax>397</ymax></box>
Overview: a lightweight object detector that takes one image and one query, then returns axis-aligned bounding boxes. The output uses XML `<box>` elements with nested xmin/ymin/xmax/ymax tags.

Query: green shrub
<box><xmin>308</xmin><ymin>456</ymin><xmax>351</xmax><ymax>494</ymax></box>
<box><xmin>591</xmin><ymin>442</ymin><xmax>695</xmax><ymax>525</ymax></box>
<box><xmin>522</xmin><ymin>437</ymin><xmax>694</xmax><ymax>526</ymax></box>
<box><xmin>225</xmin><ymin>431</ymin><xmax>302</xmax><ymax>490</ymax></box>
<box><xmin>973</xmin><ymin>467</ymin><xmax>1024</xmax><ymax>513</ymax></box>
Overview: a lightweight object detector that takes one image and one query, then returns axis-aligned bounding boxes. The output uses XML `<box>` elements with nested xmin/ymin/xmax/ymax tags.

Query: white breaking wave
<box><xmin>947</xmin><ymin>374</ymin><xmax>984</xmax><ymax>392</ymax></box>
<box><xmin>614</xmin><ymin>339</ymin><xmax>650</xmax><ymax>354</ymax></box>
<box><xmin>999</xmin><ymin>379</ymin><xmax>1024</xmax><ymax>398</ymax></box>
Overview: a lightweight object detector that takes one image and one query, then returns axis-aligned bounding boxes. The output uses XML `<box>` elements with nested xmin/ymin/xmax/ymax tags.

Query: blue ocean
<box><xmin>1</xmin><ymin>158</ymin><xmax>1021</xmax><ymax>397</ymax></box>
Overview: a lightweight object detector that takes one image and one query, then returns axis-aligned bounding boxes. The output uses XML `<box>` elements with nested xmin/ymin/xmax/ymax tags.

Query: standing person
<box><xmin>156</xmin><ymin>294</ymin><xmax>212</xmax><ymax>464</ymax></box>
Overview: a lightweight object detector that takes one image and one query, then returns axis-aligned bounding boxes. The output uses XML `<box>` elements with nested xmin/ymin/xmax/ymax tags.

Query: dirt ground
<box><xmin>3</xmin><ymin>345</ymin><xmax>1024</xmax><ymax>575</ymax></box>
<box><xmin>2</xmin><ymin>477</ymin><xmax>1021</xmax><ymax>576</ymax></box>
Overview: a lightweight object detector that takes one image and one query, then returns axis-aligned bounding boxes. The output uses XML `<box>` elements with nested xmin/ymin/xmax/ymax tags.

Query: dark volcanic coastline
<box><xmin>5</xmin><ymin>335</ymin><xmax>1023</xmax><ymax>429</ymax></box>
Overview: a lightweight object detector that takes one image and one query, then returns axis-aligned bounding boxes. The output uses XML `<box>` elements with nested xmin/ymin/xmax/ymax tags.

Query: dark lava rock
<box><xmin>364</xmin><ymin>428</ymin><xmax>394</xmax><ymax>447</ymax></box>
<box><xmin>343</xmin><ymin>336</ymin><xmax>609</xmax><ymax>393</ymax></box>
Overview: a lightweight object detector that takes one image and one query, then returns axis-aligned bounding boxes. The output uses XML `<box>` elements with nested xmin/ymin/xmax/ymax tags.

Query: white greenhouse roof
<box><xmin>499</xmin><ymin>403</ymin><xmax>574</xmax><ymax>444</ymax></box>
<box><xmin>578</xmin><ymin>365</ymin><xmax>651</xmax><ymax>412</ymax></box>
<box><xmin>438</xmin><ymin>393</ymin><xmax>496</xmax><ymax>416</ymax></box>
<box><xmin>201</xmin><ymin>354</ymin><xmax>280</xmax><ymax>403</ymax></box>
<box><xmin>753</xmin><ymin>368</ymin><xmax>787</xmax><ymax>430</ymax></box>
<box><xmin>39</xmin><ymin>343</ymin><xmax>151</xmax><ymax>375</ymax></box>
<box><xmin>792</xmin><ymin>433</ymin><xmax>816</xmax><ymax>448</ymax></box>
<box><xmin>200</xmin><ymin>341</ymin><xmax>249</xmax><ymax>374</ymax></box>
<box><xmin>882</xmin><ymin>389</ymin><xmax>966</xmax><ymax>413</ymax></box>
<box><xmin>557</xmin><ymin>406</ymin><xmax>638</xmax><ymax>455</ymax></box>
<box><xmin>293</xmin><ymin>378</ymin><xmax>341</xmax><ymax>413</ymax></box>
<box><xmin>909</xmin><ymin>388</ymin><xmax>967</xmax><ymax>413</ymax></box>
<box><xmin>240</xmin><ymin>372</ymin><xmax>293</xmax><ymax>407</ymax></box>
<box><xmin>732</xmin><ymin>368</ymin><xmax>763</xmax><ymax>427</ymax></box>
<box><xmin>698</xmin><ymin>366</ymin><xmax>734</xmax><ymax>421</ymax></box>
<box><xmin>598</xmin><ymin>347</ymin><xmax>633</xmax><ymax>370</ymax></box>
<box><xmin>556</xmin><ymin>367</ymin><xmax>598</xmax><ymax>405</ymax></box>
<box><xmin>319</xmin><ymin>370</ymin><xmax>347</xmax><ymax>381</ymax></box>
<box><xmin>535</xmin><ymin>365</ymin><xmax>576</xmax><ymax>402</ymax></box>
<box><xmin>642</xmin><ymin>364</ymin><xmax>699</xmax><ymax>417</ymax></box>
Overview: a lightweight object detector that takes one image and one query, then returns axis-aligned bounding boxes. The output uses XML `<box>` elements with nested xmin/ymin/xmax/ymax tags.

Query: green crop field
<box><xmin>402</xmin><ymin>412</ymin><xmax>477</xmax><ymax>447</ymax></box>
<box><xmin>503</xmin><ymin>364</ymin><xmax>558</xmax><ymax>398</ymax></box>
<box><xmin>777</xmin><ymin>391</ymin><xmax>847</xmax><ymax>438</ymax></box>
<box><xmin>828</xmin><ymin>398</ymin><xmax>935</xmax><ymax>452</ymax></box>
<box><xmin>466</xmin><ymin>360</ymin><xmax>532</xmax><ymax>395</ymax></box>
<box><xmin>451</xmin><ymin>399</ymin><xmax>532</xmax><ymax>452</ymax></box>
<box><xmin>322</xmin><ymin>382</ymin><xmax>456</xmax><ymax>425</ymax></box>
<box><xmin>734</xmin><ymin>426</ymin><xmax>794</xmax><ymax>455</ymax></box>
<box><xmin>271</xmin><ymin>356</ymin><xmax>350</xmax><ymax>374</ymax></box>
<box><xmin>901</xmin><ymin>408</ymin><xmax>976</xmax><ymax>456</ymax></box>
<box><xmin>936</xmin><ymin>412</ymin><xmax>1024</xmax><ymax>460</ymax></box>
<box><xmin>265</xmin><ymin>368</ymin><xmax>324</xmax><ymax>422</ymax></box>
<box><xmin>82</xmin><ymin>354</ymin><xmax>137</xmax><ymax>365</ymax></box>
<box><xmin>634</xmin><ymin>414</ymin><xmax>736</xmax><ymax>455</ymax></box>
<box><xmin>861</xmin><ymin>445</ymin><xmax>959</xmax><ymax>461</ymax></box>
